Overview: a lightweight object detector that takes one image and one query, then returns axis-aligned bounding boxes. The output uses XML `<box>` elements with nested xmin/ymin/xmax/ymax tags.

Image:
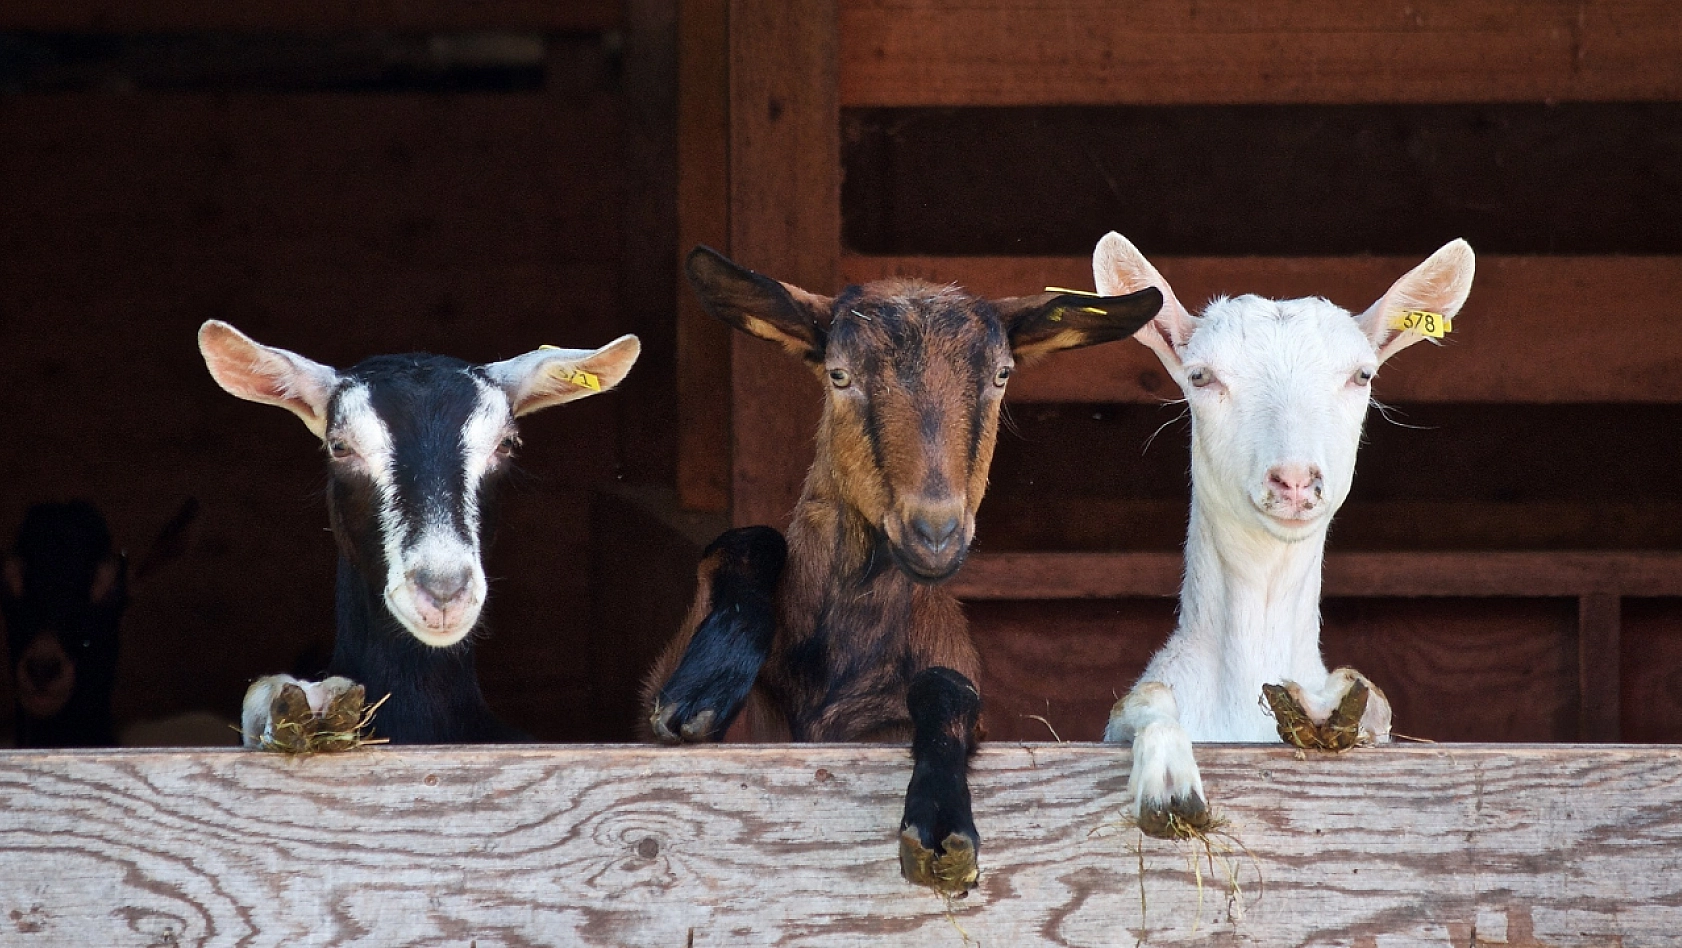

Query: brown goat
<box><xmin>644</xmin><ymin>247</ymin><xmax>1162</xmax><ymax>892</ymax></box>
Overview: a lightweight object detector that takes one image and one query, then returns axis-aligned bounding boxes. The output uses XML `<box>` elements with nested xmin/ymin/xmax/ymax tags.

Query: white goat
<box><xmin>1095</xmin><ymin>232</ymin><xmax>1476</xmax><ymax>835</ymax></box>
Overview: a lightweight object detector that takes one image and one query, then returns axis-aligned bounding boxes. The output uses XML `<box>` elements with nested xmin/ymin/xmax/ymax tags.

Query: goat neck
<box><xmin>1175</xmin><ymin>467</ymin><xmax>1329</xmax><ymax>742</ymax></box>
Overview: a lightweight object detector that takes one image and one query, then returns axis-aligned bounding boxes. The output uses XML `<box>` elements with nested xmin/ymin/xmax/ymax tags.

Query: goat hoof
<box><xmin>1320</xmin><ymin>679</ymin><xmax>1370</xmax><ymax>750</ymax></box>
<box><xmin>246</xmin><ymin>675</ymin><xmax>375</xmax><ymax>754</ymax></box>
<box><xmin>1262</xmin><ymin>679</ymin><xmax>1371</xmax><ymax>751</ymax></box>
<box><xmin>898</xmin><ymin>827</ymin><xmax>979</xmax><ymax>894</ymax></box>
<box><xmin>649</xmin><ymin>696</ymin><xmax>725</xmax><ymax>744</ymax></box>
<box><xmin>1137</xmin><ymin>792</ymin><xmax>1214</xmax><ymax>840</ymax></box>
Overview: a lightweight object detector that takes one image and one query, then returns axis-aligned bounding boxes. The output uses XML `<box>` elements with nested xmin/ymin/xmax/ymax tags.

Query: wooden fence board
<box><xmin>840</xmin><ymin>0</ymin><xmax>1682</xmax><ymax>106</ymax></box>
<box><xmin>1</xmin><ymin>745</ymin><xmax>1680</xmax><ymax>946</ymax></box>
<box><xmin>844</xmin><ymin>254</ymin><xmax>1682</xmax><ymax>404</ymax></box>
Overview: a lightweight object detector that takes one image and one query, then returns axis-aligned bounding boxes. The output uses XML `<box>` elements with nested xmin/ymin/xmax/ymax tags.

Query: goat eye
<box><xmin>328</xmin><ymin>439</ymin><xmax>354</xmax><ymax>459</ymax></box>
<box><xmin>1352</xmin><ymin>367</ymin><xmax>1376</xmax><ymax>387</ymax></box>
<box><xmin>1186</xmin><ymin>366</ymin><xmax>1216</xmax><ymax>388</ymax></box>
<box><xmin>993</xmin><ymin>366</ymin><xmax>1013</xmax><ymax>388</ymax></box>
<box><xmin>496</xmin><ymin>435</ymin><xmax>520</xmax><ymax>457</ymax></box>
<box><xmin>828</xmin><ymin>368</ymin><xmax>852</xmax><ymax>389</ymax></box>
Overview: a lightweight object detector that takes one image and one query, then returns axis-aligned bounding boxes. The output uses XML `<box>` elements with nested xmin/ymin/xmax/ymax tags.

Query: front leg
<box><xmin>644</xmin><ymin>527</ymin><xmax>785</xmax><ymax>743</ymax></box>
<box><xmin>898</xmin><ymin>666</ymin><xmax>982</xmax><ymax>894</ymax></box>
<box><xmin>241</xmin><ymin>674</ymin><xmax>367</xmax><ymax>752</ymax></box>
<box><xmin>1104</xmin><ymin>682</ymin><xmax>1214</xmax><ymax>839</ymax></box>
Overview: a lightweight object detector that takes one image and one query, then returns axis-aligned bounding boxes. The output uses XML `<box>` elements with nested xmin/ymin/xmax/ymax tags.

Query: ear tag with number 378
<box><xmin>1387</xmin><ymin>310</ymin><xmax>1452</xmax><ymax>339</ymax></box>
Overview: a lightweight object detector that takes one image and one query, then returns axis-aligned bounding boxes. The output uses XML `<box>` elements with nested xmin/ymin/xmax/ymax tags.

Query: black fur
<box><xmin>650</xmin><ymin>527</ymin><xmax>785</xmax><ymax>742</ymax></box>
<box><xmin>2</xmin><ymin>502</ymin><xmax>124</xmax><ymax>748</ymax></box>
<box><xmin>900</xmin><ymin>666</ymin><xmax>982</xmax><ymax>861</ymax></box>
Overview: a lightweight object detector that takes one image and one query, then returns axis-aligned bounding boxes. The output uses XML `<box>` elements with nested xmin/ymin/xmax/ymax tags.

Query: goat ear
<box><xmin>996</xmin><ymin>288</ymin><xmax>1164</xmax><ymax>363</ymax></box>
<box><xmin>485</xmin><ymin>334</ymin><xmax>642</xmax><ymax>417</ymax></box>
<box><xmin>89</xmin><ymin>552</ymin><xmax>125</xmax><ymax>607</ymax></box>
<box><xmin>684</xmin><ymin>246</ymin><xmax>830</xmax><ymax>360</ymax></box>
<box><xmin>1358</xmin><ymin>239</ymin><xmax>1475</xmax><ymax>364</ymax></box>
<box><xmin>198</xmin><ymin>321</ymin><xmax>340</xmax><ymax>439</ymax></box>
<box><xmin>1093</xmin><ymin>232</ymin><xmax>1198</xmax><ymax>371</ymax></box>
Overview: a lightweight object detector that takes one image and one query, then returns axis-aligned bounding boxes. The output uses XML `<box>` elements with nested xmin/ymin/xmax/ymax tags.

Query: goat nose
<box><xmin>1267</xmin><ymin>463</ymin><xmax>1324</xmax><ymax>504</ymax></box>
<box><xmin>414</xmin><ymin>566</ymin><xmax>472</xmax><ymax>606</ymax></box>
<box><xmin>911</xmin><ymin>514</ymin><xmax>961</xmax><ymax>553</ymax></box>
<box><xmin>24</xmin><ymin>655</ymin><xmax>63</xmax><ymax>688</ymax></box>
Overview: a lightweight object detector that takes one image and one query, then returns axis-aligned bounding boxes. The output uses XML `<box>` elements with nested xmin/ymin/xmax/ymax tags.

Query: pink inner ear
<box><xmin>89</xmin><ymin>556</ymin><xmax>122</xmax><ymax>605</ymax></box>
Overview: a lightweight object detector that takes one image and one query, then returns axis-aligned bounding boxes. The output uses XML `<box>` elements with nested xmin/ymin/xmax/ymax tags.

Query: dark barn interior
<box><xmin>3</xmin><ymin>1</ymin><xmax>1681</xmax><ymax>747</ymax></box>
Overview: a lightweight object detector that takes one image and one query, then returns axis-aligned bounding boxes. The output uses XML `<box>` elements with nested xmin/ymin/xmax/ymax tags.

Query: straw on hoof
<box><xmin>899</xmin><ymin>828</ymin><xmax>979</xmax><ymax>895</ymax></box>
<box><xmin>1137</xmin><ymin>796</ymin><xmax>1224</xmax><ymax>842</ymax></box>
<box><xmin>250</xmin><ymin>682</ymin><xmax>389</xmax><ymax>754</ymax></box>
<box><xmin>1261</xmin><ymin>679</ymin><xmax>1371</xmax><ymax>752</ymax></box>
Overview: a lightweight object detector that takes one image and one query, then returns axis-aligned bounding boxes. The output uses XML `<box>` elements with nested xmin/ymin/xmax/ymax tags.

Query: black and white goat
<box><xmin>198</xmin><ymin>321</ymin><xmax>639</xmax><ymax>745</ymax></box>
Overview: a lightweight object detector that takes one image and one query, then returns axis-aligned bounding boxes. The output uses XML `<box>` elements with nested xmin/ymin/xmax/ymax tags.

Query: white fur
<box><xmin>1096</xmin><ymin>233</ymin><xmax>1474</xmax><ymax>825</ymax></box>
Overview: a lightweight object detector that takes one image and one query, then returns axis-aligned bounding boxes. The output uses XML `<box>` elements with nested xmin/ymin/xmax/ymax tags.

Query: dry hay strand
<box><xmin>936</xmin><ymin>891</ymin><xmax>979</xmax><ymax>948</ymax></box>
<box><xmin>247</xmin><ymin>683</ymin><xmax>391</xmax><ymax>755</ymax></box>
<box><xmin>1100</xmin><ymin>811</ymin><xmax>1263</xmax><ymax>940</ymax></box>
<box><xmin>1260</xmin><ymin>679</ymin><xmax>1373</xmax><ymax>753</ymax></box>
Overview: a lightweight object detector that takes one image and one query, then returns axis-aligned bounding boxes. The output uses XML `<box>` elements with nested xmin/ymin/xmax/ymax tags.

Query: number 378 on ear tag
<box><xmin>1387</xmin><ymin>310</ymin><xmax>1452</xmax><ymax>339</ymax></box>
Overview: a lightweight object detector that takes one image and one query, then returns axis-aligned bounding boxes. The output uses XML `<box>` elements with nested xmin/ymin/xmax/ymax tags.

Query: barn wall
<box><xmin>0</xmin><ymin>17</ymin><xmax>678</xmax><ymax>742</ymax></box>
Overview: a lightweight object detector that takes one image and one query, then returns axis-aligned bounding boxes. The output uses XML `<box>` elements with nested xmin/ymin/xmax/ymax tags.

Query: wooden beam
<box><xmin>0</xmin><ymin>0</ymin><xmax>620</xmax><ymax>30</ymax></box>
<box><xmin>3</xmin><ymin>745</ymin><xmax>1680</xmax><ymax>945</ymax></box>
<box><xmin>840</xmin><ymin>0</ymin><xmax>1682</xmax><ymax>106</ymax></box>
<box><xmin>844</xmin><ymin>254</ymin><xmax>1682</xmax><ymax>404</ymax></box>
<box><xmin>675</xmin><ymin>0</ymin><xmax>734</xmax><ymax>513</ymax></box>
<box><xmin>1578</xmin><ymin>593</ymin><xmax>1623</xmax><ymax>742</ymax></box>
<box><xmin>949</xmin><ymin>550</ymin><xmax>1682</xmax><ymax>600</ymax></box>
<box><xmin>728</xmin><ymin>0</ymin><xmax>839</xmax><ymax>528</ymax></box>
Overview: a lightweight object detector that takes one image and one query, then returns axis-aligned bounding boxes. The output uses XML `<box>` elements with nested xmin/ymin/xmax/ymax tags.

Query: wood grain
<box><xmin>839</xmin><ymin>0</ymin><xmax>1682</xmax><ymax>106</ymax></box>
<box><xmin>0</xmin><ymin>0</ymin><xmax>620</xmax><ymax>30</ymax></box>
<box><xmin>2</xmin><ymin>745</ymin><xmax>1680</xmax><ymax>945</ymax></box>
<box><xmin>949</xmin><ymin>551</ymin><xmax>1682</xmax><ymax>600</ymax></box>
<box><xmin>844</xmin><ymin>253</ymin><xmax>1682</xmax><ymax>404</ymax></box>
<box><xmin>727</xmin><ymin>0</ymin><xmax>840</xmax><ymax>529</ymax></box>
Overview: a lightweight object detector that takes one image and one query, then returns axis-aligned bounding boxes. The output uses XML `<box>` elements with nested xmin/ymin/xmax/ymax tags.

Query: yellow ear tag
<box><xmin>1387</xmin><ymin>310</ymin><xmax>1452</xmax><ymax>339</ymax></box>
<box><xmin>536</xmin><ymin>346</ymin><xmax>601</xmax><ymax>390</ymax></box>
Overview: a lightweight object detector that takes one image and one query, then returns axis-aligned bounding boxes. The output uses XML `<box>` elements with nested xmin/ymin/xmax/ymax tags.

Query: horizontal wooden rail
<box><xmin>0</xmin><ymin>1</ymin><xmax>621</xmax><ymax>31</ymax></box>
<box><xmin>2</xmin><ymin>745</ymin><xmax>1680</xmax><ymax>945</ymax></box>
<box><xmin>840</xmin><ymin>0</ymin><xmax>1682</xmax><ymax>106</ymax></box>
<box><xmin>843</xmin><ymin>254</ymin><xmax>1682</xmax><ymax>404</ymax></box>
<box><xmin>950</xmin><ymin>550</ymin><xmax>1682</xmax><ymax>600</ymax></box>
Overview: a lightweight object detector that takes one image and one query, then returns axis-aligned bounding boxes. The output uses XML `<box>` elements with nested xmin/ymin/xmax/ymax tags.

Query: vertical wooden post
<box><xmin>1577</xmin><ymin>592</ymin><xmax>1622</xmax><ymax>742</ymax></box>
<box><xmin>726</xmin><ymin>0</ymin><xmax>839</xmax><ymax>529</ymax></box>
<box><xmin>674</xmin><ymin>0</ymin><xmax>733</xmax><ymax>512</ymax></box>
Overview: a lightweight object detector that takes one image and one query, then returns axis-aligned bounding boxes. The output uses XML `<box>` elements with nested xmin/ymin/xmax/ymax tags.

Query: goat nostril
<box><xmin>912</xmin><ymin>515</ymin><xmax>961</xmax><ymax>551</ymax></box>
<box><xmin>414</xmin><ymin>567</ymin><xmax>472</xmax><ymax>606</ymax></box>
